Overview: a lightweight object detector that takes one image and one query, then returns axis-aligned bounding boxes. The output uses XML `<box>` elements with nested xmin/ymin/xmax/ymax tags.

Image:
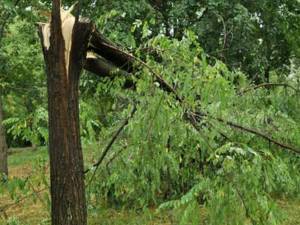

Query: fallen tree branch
<box><xmin>109</xmin><ymin>47</ymin><xmax>300</xmax><ymax>154</ymax></box>
<box><xmin>85</xmin><ymin>29</ymin><xmax>300</xmax><ymax>155</ymax></box>
<box><xmin>239</xmin><ymin>83</ymin><xmax>298</xmax><ymax>95</ymax></box>
<box><xmin>84</xmin><ymin>105</ymin><xmax>137</xmax><ymax>184</ymax></box>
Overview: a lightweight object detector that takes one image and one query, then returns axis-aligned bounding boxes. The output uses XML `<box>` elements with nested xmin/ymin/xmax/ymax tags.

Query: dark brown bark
<box><xmin>89</xmin><ymin>30</ymin><xmax>133</xmax><ymax>72</ymax></box>
<box><xmin>38</xmin><ymin>1</ymin><xmax>93</xmax><ymax>224</ymax></box>
<box><xmin>0</xmin><ymin>97</ymin><xmax>8</xmax><ymax>177</ymax></box>
<box><xmin>86</xmin><ymin>32</ymin><xmax>181</xmax><ymax>100</ymax></box>
<box><xmin>85</xmin><ymin>57</ymin><xmax>129</xmax><ymax>78</ymax></box>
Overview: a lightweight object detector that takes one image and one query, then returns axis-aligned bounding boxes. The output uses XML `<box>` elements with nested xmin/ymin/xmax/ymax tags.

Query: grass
<box><xmin>1</xmin><ymin>147</ymin><xmax>174</xmax><ymax>225</ymax></box>
<box><xmin>8</xmin><ymin>147</ymin><xmax>48</xmax><ymax>167</ymax></box>
<box><xmin>278</xmin><ymin>199</ymin><xmax>300</xmax><ymax>225</ymax></box>
<box><xmin>1</xmin><ymin>147</ymin><xmax>300</xmax><ymax>225</ymax></box>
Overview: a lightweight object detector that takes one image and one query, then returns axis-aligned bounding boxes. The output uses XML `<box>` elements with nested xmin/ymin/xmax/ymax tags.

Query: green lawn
<box><xmin>8</xmin><ymin>147</ymin><xmax>48</xmax><ymax>167</ymax></box>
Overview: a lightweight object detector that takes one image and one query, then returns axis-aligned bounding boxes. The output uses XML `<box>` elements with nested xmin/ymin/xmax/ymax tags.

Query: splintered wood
<box><xmin>41</xmin><ymin>5</ymin><xmax>76</xmax><ymax>75</ymax></box>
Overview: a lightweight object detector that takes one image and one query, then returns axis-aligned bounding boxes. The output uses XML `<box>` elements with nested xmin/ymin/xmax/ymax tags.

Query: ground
<box><xmin>0</xmin><ymin>148</ymin><xmax>300</xmax><ymax>225</ymax></box>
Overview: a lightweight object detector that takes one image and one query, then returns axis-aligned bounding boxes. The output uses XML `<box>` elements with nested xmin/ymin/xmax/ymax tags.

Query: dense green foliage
<box><xmin>1</xmin><ymin>0</ymin><xmax>300</xmax><ymax>224</ymax></box>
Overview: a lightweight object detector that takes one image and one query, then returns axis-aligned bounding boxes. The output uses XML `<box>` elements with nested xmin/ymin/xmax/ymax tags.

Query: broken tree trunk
<box><xmin>38</xmin><ymin>1</ymin><xmax>93</xmax><ymax>224</ymax></box>
<box><xmin>0</xmin><ymin>96</ymin><xmax>8</xmax><ymax>177</ymax></box>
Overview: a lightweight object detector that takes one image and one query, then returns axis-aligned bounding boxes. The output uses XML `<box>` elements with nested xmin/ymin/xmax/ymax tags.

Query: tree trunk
<box><xmin>0</xmin><ymin>96</ymin><xmax>8</xmax><ymax>177</ymax></box>
<box><xmin>38</xmin><ymin>1</ymin><xmax>93</xmax><ymax>224</ymax></box>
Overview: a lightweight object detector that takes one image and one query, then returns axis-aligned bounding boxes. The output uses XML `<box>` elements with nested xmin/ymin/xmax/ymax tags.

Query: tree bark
<box><xmin>38</xmin><ymin>1</ymin><xmax>93</xmax><ymax>224</ymax></box>
<box><xmin>88</xmin><ymin>30</ymin><xmax>133</xmax><ymax>72</ymax></box>
<box><xmin>0</xmin><ymin>97</ymin><xmax>8</xmax><ymax>177</ymax></box>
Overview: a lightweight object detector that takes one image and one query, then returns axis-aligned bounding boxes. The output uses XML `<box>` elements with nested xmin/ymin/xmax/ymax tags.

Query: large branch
<box><xmin>84</xmin><ymin>56</ymin><xmax>129</xmax><ymax>78</ymax></box>
<box><xmin>86</xmin><ymin>31</ymin><xmax>182</xmax><ymax>101</ymax></box>
<box><xmin>83</xmin><ymin>27</ymin><xmax>300</xmax><ymax>155</ymax></box>
<box><xmin>89</xmin><ymin>30</ymin><xmax>133</xmax><ymax>72</ymax></box>
<box><xmin>84</xmin><ymin>55</ymin><xmax>135</xmax><ymax>89</ymax></box>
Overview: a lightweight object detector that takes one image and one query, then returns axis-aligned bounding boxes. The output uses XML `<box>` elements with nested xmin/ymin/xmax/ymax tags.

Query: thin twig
<box><xmin>207</xmin><ymin>121</ymin><xmax>232</xmax><ymax>142</ymax></box>
<box><xmin>105</xmin><ymin>146</ymin><xmax>128</xmax><ymax>168</ymax></box>
<box><xmin>194</xmin><ymin>112</ymin><xmax>300</xmax><ymax>154</ymax></box>
<box><xmin>217</xmin><ymin>117</ymin><xmax>300</xmax><ymax>154</ymax></box>
<box><xmin>146</xmin><ymin>94</ymin><xmax>164</xmax><ymax>141</ymax></box>
<box><xmin>239</xmin><ymin>83</ymin><xmax>298</xmax><ymax>95</ymax></box>
<box><xmin>234</xmin><ymin>186</ymin><xmax>256</xmax><ymax>225</ymax></box>
<box><xmin>84</xmin><ymin>105</ymin><xmax>137</xmax><ymax>185</ymax></box>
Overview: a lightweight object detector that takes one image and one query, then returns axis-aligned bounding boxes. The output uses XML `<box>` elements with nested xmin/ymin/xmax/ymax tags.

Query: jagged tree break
<box><xmin>37</xmin><ymin>1</ymin><xmax>136</xmax><ymax>222</ymax></box>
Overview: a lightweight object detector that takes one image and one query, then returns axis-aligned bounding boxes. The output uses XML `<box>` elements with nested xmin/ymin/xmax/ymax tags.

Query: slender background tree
<box><xmin>0</xmin><ymin>97</ymin><xmax>8</xmax><ymax>176</ymax></box>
